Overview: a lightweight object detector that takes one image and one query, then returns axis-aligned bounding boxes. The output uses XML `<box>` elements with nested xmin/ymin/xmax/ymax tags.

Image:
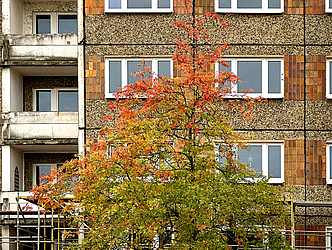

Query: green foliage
<box><xmin>31</xmin><ymin>1</ymin><xmax>291</xmax><ymax>249</ymax></box>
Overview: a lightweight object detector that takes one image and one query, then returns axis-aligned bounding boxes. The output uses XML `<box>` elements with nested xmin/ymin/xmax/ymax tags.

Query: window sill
<box><xmin>104</xmin><ymin>9</ymin><xmax>173</xmax><ymax>13</ymax></box>
<box><xmin>215</xmin><ymin>8</ymin><xmax>284</xmax><ymax>14</ymax></box>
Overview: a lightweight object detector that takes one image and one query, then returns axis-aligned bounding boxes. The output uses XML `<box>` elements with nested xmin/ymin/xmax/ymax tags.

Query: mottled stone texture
<box><xmin>306</xmin><ymin>15</ymin><xmax>332</xmax><ymax>45</ymax></box>
<box><xmin>225</xmin><ymin>100</ymin><xmax>304</xmax><ymax>130</ymax></box>
<box><xmin>24</xmin><ymin>153</ymin><xmax>75</xmax><ymax>191</ymax></box>
<box><xmin>306</xmin><ymin>101</ymin><xmax>332</xmax><ymax>131</ymax></box>
<box><xmin>284</xmin><ymin>140</ymin><xmax>326</xmax><ymax>186</ymax></box>
<box><xmin>23</xmin><ymin>77</ymin><xmax>78</xmax><ymax>111</ymax></box>
<box><xmin>85</xmin><ymin>14</ymin><xmax>304</xmax><ymax>45</ymax></box>
<box><xmin>86</xmin><ymin>100</ymin><xmax>111</xmax><ymax>128</ymax></box>
<box><xmin>86</xmin><ymin>129</ymin><xmax>103</xmax><ymax>140</ymax></box>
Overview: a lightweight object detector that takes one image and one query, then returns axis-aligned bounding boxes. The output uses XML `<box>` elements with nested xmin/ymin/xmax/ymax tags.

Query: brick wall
<box><xmin>85</xmin><ymin>0</ymin><xmax>104</xmax><ymax>15</ymax></box>
<box><xmin>285</xmin><ymin>140</ymin><xmax>326</xmax><ymax>185</ymax></box>
<box><xmin>295</xmin><ymin>225</ymin><xmax>326</xmax><ymax>248</ymax></box>
<box><xmin>284</xmin><ymin>55</ymin><xmax>326</xmax><ymax>101</ymax></box>
<box><xmin>86</xmin><ymin>55</ymin><xmax>105</xmax><ymax>100</ymax></box>
<box><xmin>285</xmin><ymin>55</ymin><xmax>305</xmax><ymax>101</ymax></box>
<box><xmin>306</xmin><ymin>55</ymin><xmax>326</xmax><ymax>101</ymax></box>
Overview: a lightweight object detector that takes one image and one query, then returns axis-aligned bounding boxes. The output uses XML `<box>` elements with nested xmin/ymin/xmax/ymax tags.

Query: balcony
<box><xmin>1</xmin><ymin>111</ymin><xmax>78</xmax><ymax>140</ymax></box>
<box><xmin>3</xmin><ymin>34</ymin><xmax>78</xmax><ymax>61</ymax></box>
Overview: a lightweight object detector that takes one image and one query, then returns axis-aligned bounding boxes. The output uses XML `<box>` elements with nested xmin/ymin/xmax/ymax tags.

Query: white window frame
<box><xmin>216</xmin><ymin>58</ymin><xmax>284</xmax><ymax>98</ymax></box>
<box><xmin>327</xmin><ymin>227</ymin><xmax>332</xmax><ymax>248</ymax></box>
<box><xmin>326</xmin><ymin>60</ymin><xmax>332</xmax><ymax>99</ymax></box>
<box><xmin>215</xmin><ymin>0</ymin><xmax>284</xmax><ymax>13</ymax></box>
<box><xmin>105</xmin><ymin>58</ymin><xmax>173</xmax><ymax>98</ymax></box>
<box><xmin>33</xmin><ymin>163</ymin><xmax>60</xmax><ymax>185</ymax></box>
<box><xmin>216</xmin><ymin>143</ymin><xmax>284</xmax><ymax>184</ymax></box>
<box><xmin>105</xmin><ymin>0</ymin><xmax>173</xmax><ymax>13</ymax></box>
<box><xmin>33</xmin><ymin>12</ymin><xmax>77</xmax><ymax>34</ymax></box>
<box><xmin>33</xmin><ymin>88</ymin><xmax>78</xmax><ymax>111</ymax></box>
<box><xmin>326</xmin><ymin>0</ymin><xmax>332</xmax><ymax>13</ymax></box>
<box><xmin>326</xmin><ymin>143</ymin><xmax>332</xmax><ymax>184</ymax></box>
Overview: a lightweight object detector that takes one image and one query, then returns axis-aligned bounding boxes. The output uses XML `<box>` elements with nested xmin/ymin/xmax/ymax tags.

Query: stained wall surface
<box><xmin>83</xmin><ymin>0</ymin><xmax>332</xmax><ymax>238</ymax></box>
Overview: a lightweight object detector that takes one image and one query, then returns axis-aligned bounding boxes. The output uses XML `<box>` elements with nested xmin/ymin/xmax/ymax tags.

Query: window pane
<box><xmin>58</xmin><ymin>15</ymin><xmax>77</xmax><ymax>34</ymax></box>
<box><xmin>330</xmin><ymin>62</ymin><xmax>332</xmax><ymax>94</ymax></box>
<box><xmin>330</xmin><ymin>0</ymin><xmax>332</xmax><ymax>8</ymax></box>
<box><xmin>268</xmin><ymin>0</ymin><xmax>281</xmax><ymax>8</ymax></box>
<box><xmin>219</xmin><ymin>60</ymin><xmax>232</xmax><ymax>90</ymax></box>
<box><xmin>128</xmin><ymin>0</ymin><xmax>151</xmax><ymax>8</ymax></box>
<box><xmin>268</xmin><ymin>145</ymin><xmax>281</xmax><ymax>178</ymax></box>
<box><xmin>127</xmin><ymin>61</ymin><xmax>152</xmax><ymax>85</ymax></box>
<box><xmin>109</xmin><ymin>0</ymin><xmax>121</xmax><ymax>8</ymax></box>
<box><xmin>219</xmin><ymin>60</ymin><xmax>232</xmax><ymax>73</ymax></box>
<box><xmin>268</xmin><ymin>61</ymin><xmax>281</xmax><ymax>93</ymax></box>
<box><xmin>58</xmin><ymin>90</ymin><xmax>78</xmax><ymax>111</ymax></box>
<box><xmin>109</xmin><ymin>61</ymin><xmax>122</xmax><ymax>93</ymax></box>
<box><xmin>37</xmin><ymin>90</ymin><xmax>51</xmax><ymax>111</ymax></box>
<box><xmin>330</xmin><ymin>147</ymin><xmax>332</xmax><ymax>179</ymax></box>
<box><xmin>237</xmin><ymin>0</ymin><xmax>262</xmax><ymax>8</ymax></box>
<box><xmin>237</xmin><ymin>61</ymin><xmax>262</xmax><ymax>93</ymax></box>
<box><xmin>36</xmin><ymin>165</ymin><xmax>52</xmax><ymax>185</ymax></box>
<box><xmin>36</xmin><ymin>15</ymin><xmax>51</xmax><ymax>34</ymax></box>
<box><xmin>239</xmin><ymin>145</ymin><xmax>262</xmax><ymax>175</ymax></box>
<box><xmin>158</xmin><ymin>61</ymin><xmax>171</xmax><ymax>77</ymax></box>
<box><xmin>158</xmin><ymin>0</ymin><xmax>170</xmax><ymax>8</ymax></box>
<box><xmin>219</xmin><ymin>0</ymin><xmax>231</xmax><ymax>8</ymax></box>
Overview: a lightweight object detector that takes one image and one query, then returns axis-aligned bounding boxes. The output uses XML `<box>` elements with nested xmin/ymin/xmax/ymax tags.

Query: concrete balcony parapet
<box><xmin>3</xmin><ymin>34</ymin><xmax>78</xmax><ymax>60</ymax></box>
<box><xmin>1</xmin><ymin>111</ymin><xmax>78</xmax><ymax>140</ymax></box>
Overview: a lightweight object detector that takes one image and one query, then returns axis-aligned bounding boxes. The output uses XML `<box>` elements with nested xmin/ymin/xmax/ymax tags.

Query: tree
<box><xmin>31</xmin><ymin>1</ymin><xmax>290</xmax><ymax>249</ymax></box>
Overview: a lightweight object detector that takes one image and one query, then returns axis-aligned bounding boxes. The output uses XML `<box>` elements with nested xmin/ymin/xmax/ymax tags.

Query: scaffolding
<box><xmin>0</xmin><ymin>193</ymin><xmax>85</xmax><ymax>250</ymax></box>
<box><xmin>1</xmin><ymin>196</ymin><xmax>332</xmax><ymax>249</ymax></box>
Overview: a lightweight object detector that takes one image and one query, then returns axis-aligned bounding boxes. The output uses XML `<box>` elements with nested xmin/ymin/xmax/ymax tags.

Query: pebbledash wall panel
<box><xmin>76</xmin><ymin>0</ymin><xmax>332</xmax><ymax>247</ymax></box>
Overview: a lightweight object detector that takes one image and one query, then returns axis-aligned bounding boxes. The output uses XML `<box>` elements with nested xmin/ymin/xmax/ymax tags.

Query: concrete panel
<box><xmin>2</xmin><ymin>146</ymin><xmax>23</xmax><ymax>192</ymax></box>
<box><xmin>2</xmin><ymin>112</ymin><xmax>78</xmax><ymax>139</ymax></box>
<box><xmin>7</xmin><ymin>123</ymin><xmax>78</xmax><ymax>139</ymax></box>
<box><xmin>3</xmin><ymin>111</ymin><xmax>78</xmax><ymax>124</ymax></box>
<box><xmin>10</xmin><ymin>0</ymin><xmax>23</xmax><ymax>34</ymax></box>
<box><xmin>7</xmin><ymin>34</ymin><xmax>78</xmax><ymax>45</ymax></box>
<box><xmin>10</xmin><ymin>45</ymin><xmax>78</xmax><ymax>59</ymax></box>
<box><xmin>10</xmin><ymin>68</ymin><xmax>23</xmax><ymax>112</ymax></box>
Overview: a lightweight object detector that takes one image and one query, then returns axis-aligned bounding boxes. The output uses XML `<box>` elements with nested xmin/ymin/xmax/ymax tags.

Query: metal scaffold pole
<box><xmin>16</xmin><ymin>193</ymin><xmax>19</xmax><ymax>250</ymax></box>
<box><xmin>37</xmin><ymin>206</ymin><xmax>40</xmax><ymax>250</ymax></box>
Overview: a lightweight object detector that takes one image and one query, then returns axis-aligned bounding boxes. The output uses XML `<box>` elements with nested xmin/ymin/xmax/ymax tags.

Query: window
<box><xmin>34</xmin><ymin>13</ymin><xmax>77</xmax><ymax>34</ymax></box>
<box><xmin>33</xmin><ymin>88</ymin><xmax>78</xmax><ymax>112</ymax></box>
<box><xmin>33</xmin><ymin>163</ymin><xmax>62</xmax><ymax>185</ymax></box>
<box><xmin>216</xmin><ymin>0</ymin><xmax>283</xmax><ymax>13</ymax></box>
<box><xmin>326</xmin><ymin>144</ymin><xmax>332</xmax><ymax>184</ymax></box>
<box><xmin>105</xmin><ymin>0</ymin><xmax>173</xmax><ymax>13</ymax></box>
<box><xmin>105</xmin><ymin>58</ymin><xmax>172</xmax><ymax>98</ymax></box>
<box><xmin>326</xmin><ymin>60</ymin><xmax>332</xmax><ymax>98</ymax></box>
<box><xmin>216</xmin><ymin>143</ymin><xmax>284</xmax><ymax>183</ymax></box>
<box><xmin>216</xmin><ymin>58</ymin><xmax>284</xmax><ymax>98</ymax></box>
<box><xmin>327</xmin><ymin>227</ymin><xmax>332</xmax><ymax>248</ymax></box>
<box><xmin>326</xmin><ymin>0</ymin><xmax>332</xmax><ymax>13</ymax></box>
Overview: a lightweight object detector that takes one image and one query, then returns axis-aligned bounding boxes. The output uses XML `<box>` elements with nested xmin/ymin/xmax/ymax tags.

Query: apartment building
<box><xmin>0</xmin><ymin>0</ymin><xmax>331</xmax><ymax>249</ymax></box>
<box><xmin>0</xmin><ymin>0</ymin><xmax>82</xmax><ymax>248</ymax></box>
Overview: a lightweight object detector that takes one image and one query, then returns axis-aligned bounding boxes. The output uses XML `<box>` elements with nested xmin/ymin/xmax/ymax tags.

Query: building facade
<box><xmin>0</xmin><ymin>0</ymin><xmax>331</xmax><ymax>249</ymax></box>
